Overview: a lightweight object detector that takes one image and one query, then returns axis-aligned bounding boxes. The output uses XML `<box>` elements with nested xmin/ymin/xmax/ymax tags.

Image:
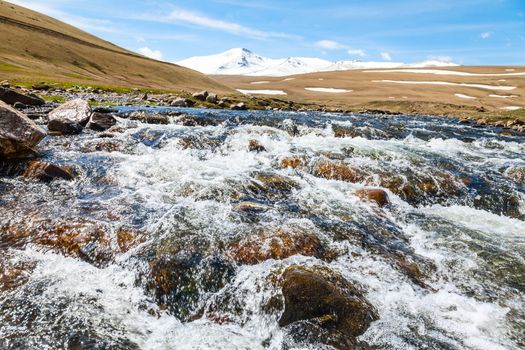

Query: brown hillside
<box><xmin>0</xmin><ymin>1</ymin><xmax>233</xmax><ymax>93</ymax></box>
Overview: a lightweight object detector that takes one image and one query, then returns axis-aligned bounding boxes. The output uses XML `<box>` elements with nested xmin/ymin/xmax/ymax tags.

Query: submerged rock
<box><xmin>277</xmin><ymin>266</ymin><xmax>378</xmax><ymax>349</ymax></box>
<box><xmin>47</xmin><ymin>99</ymin><xmax>92</xmax><ymax>135</ymax></box>
<box><xmin>229</xmin><ymin>228</ymin><xmax>322</xmax><ymax>264</ymax></box>
<box><xmin>314</xmin><ymin>161</ymin><xmax>361</xmax><ymax>183</ymax></box>
<box><xmin>0</xmin><ymin>101</ymin><xmax>46</xmax><ymax>158</ymax></box>
<box><xmin>355</xmin><ymin>188</ymin><xmax>390</xmax><ymax>207</ymax></box>
<box><xmin>505</xmin><ymin>167</ymin><xmax>525</xmax><ymax>185</ymax></box>
<box><xmin>23</xmin><ymin>160</ymin><xmax>75</xmax><ymax>182</ymax></box>
<box><xmin>0</xmin><ymin>87</ymin><xmax>45</xmax><ymax>106</ymax></box>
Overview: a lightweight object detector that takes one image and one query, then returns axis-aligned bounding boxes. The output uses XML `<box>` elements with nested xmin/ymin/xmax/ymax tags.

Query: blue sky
<box><xmin>8</xmin><ymin>0</ymin><xmax>525</xmax><ymax>64</ymax></box>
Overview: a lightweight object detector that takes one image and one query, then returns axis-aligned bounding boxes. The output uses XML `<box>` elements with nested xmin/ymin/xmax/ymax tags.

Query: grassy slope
<box><xmin>0</xmin><ymin>1</ymin><xmax>234</xmax><ymax>94</ymax></box>
<box><xmin>214</xmin><ymin>66</ymin><xmax>525</xmax><ymax>120</ymax></box>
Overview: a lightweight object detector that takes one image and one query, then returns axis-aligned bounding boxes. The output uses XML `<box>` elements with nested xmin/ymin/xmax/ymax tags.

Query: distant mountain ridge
<box><xmin>177</xmin><ymin>48</ymin><xmax>459</xmax><ymax>77</ymax></box>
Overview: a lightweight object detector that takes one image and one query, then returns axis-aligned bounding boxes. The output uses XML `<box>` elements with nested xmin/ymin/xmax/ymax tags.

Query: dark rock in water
<box><xmin>23</xmin><ymin>160</ymin><xmax>75</xmax><ymax>182</ymax></box>
<box><xmin>1</xmin><ymin>219</ymin><xmax>114</xmax><ymax>268</ymax></box>
<box><xmin>13</xmin><ymin>102</ymin><xmax>26</xmax><ymax>110</ymax></box>
<box><xmin>0</xmin><ymin>101</ymin><xmax>46</xmax><ymax>158</ymax></box>
<box><xmin>231</xmin><ymin>102</ymin><xmax>247</xmax><ymax>110</ymax></box>
<box><xmin>0</xmin><ymin>87</ymin><xmax>45</xmax><ymax>106</ymax></box>
<box><xmin>332</xmin><ymin>124</ymin><xmax>359</xmax><ymax>138</ymax></box>
<box><xmin>87</xmin><ymin>112</ymin><xmax>117</xmax><ymax>131</ymax></box>
<box><xmin>93</xmin><ymin>106</ymin><xmax>118</xmax><ymax>114</ymax></box>
<box><xmin>176</xmin><ymin>114</ymin><xmax>220</xmax><ymax>127</ymax></box>
<box><xmin>129</xmin><ymin>111</ymin><xmax>169</xmax><ymax>125</ymax></box>
<box><xmin>148</xmin><ymin>252</ymin><xmax>235</xmax><ymax>320</ymax></box>
<box><xmin>355</xmin><ymin>188</ymin><xmax>390</xmax><ymax>207</ymax></box>
<box><xmin>278</xmin><ymin>266</ymin><xmax>378</xmax><ymax>350</ymax></box>
<box><xmin>192</xmin><ymin>90</ymin><xmax>209</xmax><ymax>101</ymax></box>
<box><xmin>47</xmin><ymin>99</ymin><xmax>92</xmax><ymax>134</ymax></box>
<box><xmin>228</xmin><ymin>228</ymin><xmax>322</xmax><ymax>264</ymax></box>
<box><xmin>248</xmin><ymin>139</ymin><xmax>266</xmax><ymax>152</ymax></box>
<box><xmin>47</xmin><ymin>119</ymin><xmax>83</xmax><ymax>135</ymax></box>
<box><xmin>206</xmin><ymin>94</ymin><xmax>218</xmax><ymax>104</ymax></box>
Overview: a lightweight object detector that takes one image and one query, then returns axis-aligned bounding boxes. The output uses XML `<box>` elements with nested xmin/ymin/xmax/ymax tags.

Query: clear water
<box><xmin>1</xmin><ymin>108</ymin><xmax>524</xmax><ymax>349</ymax></box>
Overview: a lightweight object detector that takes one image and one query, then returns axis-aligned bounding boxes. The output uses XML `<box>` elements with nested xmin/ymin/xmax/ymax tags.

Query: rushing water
<box><xmin>0</xmin><ymin>108</ymin><xmax>524</xmax><ymax>349</ymax></box>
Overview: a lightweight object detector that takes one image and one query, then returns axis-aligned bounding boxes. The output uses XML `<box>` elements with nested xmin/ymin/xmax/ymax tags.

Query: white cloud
<box><xmin>480</xmin><ymin>32</ymin><xmax>491</xmax><ymax>39</ymax></box>
<box><xmin>167</xmin><ymin>9</ymin><xmax>293</xmax><ymax>39</ymax></box>
<box><xmin>347</xmin><ymin>49</ymin><xmax>366</xmax><ymax>57</ymax></box>
<box><xmin>380</xmin><ymin>52</ymin><xmax>392</xmax><ymax>61</ymax></box>
<box><xmin>315</xmin><ymin>40</ymin><xmax>345</xmax><ymax>50</ymax></box>
<box><xmin>137</xmin><ymin>47</ymin><xmax>163</xmax><ymax>60</ymax></box>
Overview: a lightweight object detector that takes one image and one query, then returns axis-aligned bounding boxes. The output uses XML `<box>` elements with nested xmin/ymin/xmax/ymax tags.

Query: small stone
<box><xmin>231</xmin><ymin>102</ymin><xmax>247</xmax><ymax>110</ymax></box>
<box><xmin>355</xmin><ymin>188</ymin><xmax>390</xmax><ymax>207</ymax></box>
<box><xmin>248</xmin><ymin>139</ymin><xmax>266</xmax><ymax>152</ymax></box>
<box><xmin>13</xmin><ymin>102</ymin><xmax>26</xmax><ymax>110</ymax></box>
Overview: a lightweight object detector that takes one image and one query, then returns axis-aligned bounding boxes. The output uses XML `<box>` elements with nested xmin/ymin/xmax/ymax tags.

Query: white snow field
<box><xmin>304</xmin><ymin>87</ymin><xmax>353</xmax><ymax>93</ymax></box>
<box><xmin>236</xmin><ymin>89</ymin><xmax>287</xmax><ymax>95</ymax></box>
<box><xmin>455</xmin><ymin>93</ymin><xmax>477</xmax><ymax>99</ymax></box>
<box><xmin>364</xmin><ymin>69</ymin><xmax>525</xmax><ymax>77</ymax></box>
<box><xmin>373</xmin><ymin>80</ymin><xmax>517</xmax><ymax>91</ymax></box>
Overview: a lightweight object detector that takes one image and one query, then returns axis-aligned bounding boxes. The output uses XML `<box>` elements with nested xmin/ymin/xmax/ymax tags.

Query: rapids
<box><xmin>1</xmin><ymin>108</ymin><xmax>524</xmax><ymax>349</ymax></box>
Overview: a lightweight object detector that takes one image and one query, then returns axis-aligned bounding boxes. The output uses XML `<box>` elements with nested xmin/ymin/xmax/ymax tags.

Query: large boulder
<box><xmin>48</xmin><ymin>99</ymin><xmax>92</xmax><ymax>134</ymax></box>
<box><xmin>0</xmin><ymin>87</ymin><xmax>45</xmax><ymax>106</ymax></box>
<box><xmin>0</xmin><ymin>101</ymin><xmax>46</xmax><ymax>158</ymax></box>
<box><xmin>278</xmin><ymin>266</ymin><xmax>378</xmax><ymax>349</ymax></box>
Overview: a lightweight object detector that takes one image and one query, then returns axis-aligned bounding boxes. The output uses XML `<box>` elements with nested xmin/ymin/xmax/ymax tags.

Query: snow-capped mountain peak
<box><xmin>176</xmin><ymin>49</ymin><xmax>459</xmax><ymax>77</ymax></box>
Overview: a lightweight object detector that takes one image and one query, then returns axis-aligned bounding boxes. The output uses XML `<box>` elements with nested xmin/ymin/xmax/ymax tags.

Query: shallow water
<box><xmin>1</xmin><ymin>108</ymin><xmax>524</xmax><ymax>349</ymax></box>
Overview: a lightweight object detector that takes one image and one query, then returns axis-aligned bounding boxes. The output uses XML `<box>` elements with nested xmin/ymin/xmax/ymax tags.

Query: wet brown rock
<box><xmin>355</xmin><ymin>188</ymin><xmax>389</xmax><ymax>207</ymax></box>
<box><xmin>332</xmin><ymin>124</ymin><xmax>359</xmax><ymax>138</ymax></box>
<box><xmin>229</xmin><ymin>229</ymin><xmax>322</xmax><ymax>264</ymax></box>
<box><xmin>235</xmin><ymin>201</ymin><xmax>271</xmax><ymax>213</ymax></box>
<box><xmin>116</xmin><ymin>227</ymin><xmax>146</xmax><ymax>253</ymax></box>
<box><xmin>48</xmin><ymin>99</ymin><xmax>92</xmax><ymax>134</ymax></box>
<box><xmin>0</xmin><ymin>101</ymin><xmax>46</xmax><ymax>158</ymax></box>
<box><xmin>248</xmin><ymin>139</ymin><xmax>266</xmax><ymax>152</ymax></box>
<box><xmin>23</xmin><ymin>160</ymin><xmax>75</xmax><ymax>182</ymax></box>
<box><xmin>506</xmin><ymin>167</ymin><xmax>525</xmax><ymax>185</ymax></box>
<box><xmin>278</xmin><ymin>266</ymin><xmax>378</xmax><ymax>349</ymax></box>
<box><xmin>2</xmin><ymin>220</ymin><xmax>113</xmax><ymax>267</ymax></box>
<box><xmin>254</xmin><ymin>173</ymin><xmax>299</xmax><ymax>192</ymax></box>
<box><xmin>0</xmin><ymin>258</ymin><xmax>35</xmax><ymax>292</ymax></box>
<box><xmin>280</xmin><ymin>157</ymin><xmax>305</xmax><ymax>169</ymax></box>
<box><xmin>314</xmin><ymin>161</ymin><xmax>361</xmax><ymax>183</ymax></box>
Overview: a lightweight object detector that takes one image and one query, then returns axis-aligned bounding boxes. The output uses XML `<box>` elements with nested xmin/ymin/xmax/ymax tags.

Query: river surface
<box><xmin>1</xmin><ymin>108</ymin><xmax>524</xmax><ymax>349</ymax></box>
